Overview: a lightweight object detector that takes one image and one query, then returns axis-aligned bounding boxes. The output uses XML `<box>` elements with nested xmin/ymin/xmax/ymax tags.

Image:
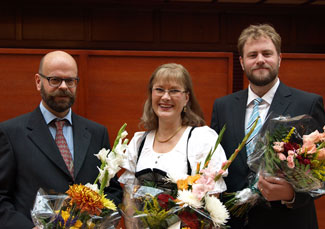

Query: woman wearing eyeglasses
<box><xmin>119</xmin><ymin>63</ymin><xmax>227</xmax><ymax>197</ymax></box>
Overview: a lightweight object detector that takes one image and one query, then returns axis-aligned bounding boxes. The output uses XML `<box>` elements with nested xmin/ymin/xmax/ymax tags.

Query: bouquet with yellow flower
<box><xmin>124</xmin><ymin>119</ymin><xmax>258</xmax><ymax>229</ymax></box>
<box><xmin>166</xmin><ymin>120</ymin><xmax>258</xmax><ymax>229</ymax></box>
<box><xmin>225</xmin><ymin>114</ymin><xmax>325</xmax><ymax>217</ymax></box>
<box><xmin>31</xmin><ymin>123</ymin><xmax>129</xmax><ymax>229</ymax></box>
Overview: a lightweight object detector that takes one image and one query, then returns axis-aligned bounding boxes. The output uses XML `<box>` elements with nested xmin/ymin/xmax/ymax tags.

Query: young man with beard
<box><xmin>0</xmin><ymin>51</ymin><xmax>122</xmax><ymax>229</ymax></box>
<box><xmin>211</xmin><ymin>24</ymin><xmax>325</xmax><ymax>228</ymax></box>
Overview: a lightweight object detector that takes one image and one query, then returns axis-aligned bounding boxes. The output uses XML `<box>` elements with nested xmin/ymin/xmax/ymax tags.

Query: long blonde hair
<box><xmin>140</xmin><ymin>63</ymin><xmax>205</xmax><ymax>130</ymax></box>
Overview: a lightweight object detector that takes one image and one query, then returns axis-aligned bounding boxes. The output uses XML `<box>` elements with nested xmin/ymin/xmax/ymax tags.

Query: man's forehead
<box><xmin>244</xmin><ymin>36</ymin><xmax>276</xmax><ymax>51</ymax></box>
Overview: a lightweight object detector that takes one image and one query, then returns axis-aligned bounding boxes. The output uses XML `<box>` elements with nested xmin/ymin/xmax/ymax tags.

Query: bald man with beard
<box><xmin>0</xmin><ymin>51</ymin><xmax>122</xmax><ymax>229</ymax></box>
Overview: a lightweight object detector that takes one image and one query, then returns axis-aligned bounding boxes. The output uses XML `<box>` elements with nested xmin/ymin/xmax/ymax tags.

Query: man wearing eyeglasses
<box><xmin>0</xmin><ymin>50</ymin><xmax>122</xmax><ymax>229</ymax></box>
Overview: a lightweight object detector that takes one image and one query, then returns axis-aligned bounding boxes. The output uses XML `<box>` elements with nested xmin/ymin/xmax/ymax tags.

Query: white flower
<box><xmin>177</xmin><ymin>190</ymin><xmax>202</xmax><ymax>209</ymax></box>
<box><xmin>121</xmin><ymin>130</ymin><xmax>128</xmax><ymax>140</ymax></box>
<box><xmin>166</xmin><ymin>172</ymin><xmax>188</xmax><ymax>184</ymax></box>
<box><xmin>114</xmin><ymin>139</ymin><xmax>128</xmax><ymax>157</ymax></box>
<box><xmin>94</xmin><ymin>148</ymin><xmax>110</xmax><ymax>162</ymax></box>
<box><xmin>205</xmin><ymin>195</ymin><xmax>229</xmax><ymax>226</ymax></box>
<box><xmin>85</xmin><ymin>183</ymin><xmax>99</xmax><ymax>193</ymax></box>
<box><xmin>97</xmin><ymin>166</ymin><xmax>113</xmax><ymax>187</ymax></box>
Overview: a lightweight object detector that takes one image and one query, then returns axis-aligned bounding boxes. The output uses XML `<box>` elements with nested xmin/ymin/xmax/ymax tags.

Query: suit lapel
<box><xmin>72</xmin><ymin>113</ymin><xmax>91</xmax><ymax>177</ymax></box>
<box><xmin>27</xmin><ymin>107</ymin><xmax>71</xmax><ymax>177</ymax></box>
<box><xmin>268</xmin><ymin>82</ymin><xmax>292</xmax><ymax>116</ymax></box>
<box><xmin>234</xmin><ymin>90</ymin><xmax>249</xmax><ymax>166</ymax></box>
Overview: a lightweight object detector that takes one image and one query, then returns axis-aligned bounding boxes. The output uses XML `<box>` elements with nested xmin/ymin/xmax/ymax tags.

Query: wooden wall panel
<box><xmin>296</xmin><ymin>14</ymin><xmax>325</xmax><ymax>46</ymax></box>
<box><xmin>1</xmin><ymin>3</ymin><xmax>324</xmax><ymax>53</ymax></box>
<box><xmin>0</xmin><ymin>8</ymin><xmax>16</xmax><ymax>40</ymax></box>
<box><xmin>224</xmin><ymin>13</ymin><xmax>292</xmax><ymax>47</ymax></box>
<box><xmin>0</xmin><ymin>49</ymin><xmax>233</xmax><ymax>144</ymax></box>
<box><xmin>22</xmin><ymin>8</ymin><xmax>85</xmax><ymax>41</ymax></box>
<box><xmin>91</xmin><ymin>9</ymin><xmax>154</xmax><ymax>42</ymax></box>
<box><xmin>0</xmin><ymin>52</ymin><xmax>42</xmax><ymax>120</ymax></box>
<box><xmin>84</xmin><ymin>51</ymin><xmax>233</xmax><ymax>140</ymax></box>
<box><xmin>160</xmin><ymin>10</ymin><xmax>220</xmax><ymax>43</ymax></box>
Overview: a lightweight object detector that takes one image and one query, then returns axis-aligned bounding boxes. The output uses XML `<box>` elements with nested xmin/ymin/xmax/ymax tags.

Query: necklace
<box><xmin>155</xmin><ymin>126</ymin><xmax>183</xmax><ymax>143</ymax></box>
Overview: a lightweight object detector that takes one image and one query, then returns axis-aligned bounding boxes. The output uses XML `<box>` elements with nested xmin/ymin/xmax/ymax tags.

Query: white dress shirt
<box><xmin>245</xmin><ymin>79</ymin><xmax>280</xmax><ymax>128</ymax></box>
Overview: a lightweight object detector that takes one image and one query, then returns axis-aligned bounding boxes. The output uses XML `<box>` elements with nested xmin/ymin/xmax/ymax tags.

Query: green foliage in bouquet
<box><xmin>135</xmin><ymin>194</ymin><xmax>178</xmax><ymax>229</ymax></box>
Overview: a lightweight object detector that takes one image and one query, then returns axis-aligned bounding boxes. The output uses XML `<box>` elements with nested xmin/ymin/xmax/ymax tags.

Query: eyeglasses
<box><xmin>38</xmin><ymin>73</ymin><xmax>79</xmax><ymax>88</ymax></box>
<box><xmin>152</xmin><ymin>87</ymin><xmax>187</xmax><ymax>97</ymax></box>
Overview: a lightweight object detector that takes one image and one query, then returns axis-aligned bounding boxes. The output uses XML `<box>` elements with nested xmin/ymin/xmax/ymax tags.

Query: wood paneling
<box><xmin>0</xmin><ymin>8</ymin><xmax>16</xmax><ymax>40</ymax></box>
<box><xmin>0</xmin><ymin>49</ymin><xmax>233</xmax><ymax>145</ymax></box>
<box><xmin>22</xmin><ymin>8</ymin><xmax>85</xmax><ymax>41</ymax></box>
<box><xmin>0</xmin><ymin>3</ymin><xmax>324</xmax><ymax>53</ymax></box>
<box><xmin>91</xmin><ymin>9</ymin><xmax>154</xmax><ymax>42</ymax></box>
<box><xmin>160</xmin><ymin>10</ymin><xmax>220</xmax><ymax>43</ymax></box>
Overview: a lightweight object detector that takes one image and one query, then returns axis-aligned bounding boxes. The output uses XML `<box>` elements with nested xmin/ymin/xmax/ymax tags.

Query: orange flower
<box><xmin>177</xmin><ymin>179</ymin><xmax>189</xmax><ymax>190</ymax></box>
<box><xmin>187</xmin><ymin>174</ymin><xmax>200</xmax><ymax>185</ymax></box>
<box><xmin>66</xmin><ymin>184</ymin><xmax>104</xmax><ymax>215</ymax></box>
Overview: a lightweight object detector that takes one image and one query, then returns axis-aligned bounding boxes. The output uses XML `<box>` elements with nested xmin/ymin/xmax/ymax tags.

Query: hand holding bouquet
<box><xmin>226</xmin><ymin>114</ymin><xmax>325</xmax><ymax>217</ymax></box>
<box><xmin>31</xmin><ymin>123</ymin><xmax>129</xmax><ymax>229</ymax></box>
<box><xmin>260</xmin><ymin>115</ymin><xmax>325</xmax><ymax>193</ymax></box>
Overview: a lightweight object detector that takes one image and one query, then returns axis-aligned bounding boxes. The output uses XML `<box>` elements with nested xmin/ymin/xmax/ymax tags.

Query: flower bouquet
<box><xmin>122</xmin><ymin>119</ymin><xmax>259</xmax><ymax>229</ymax></box>
<box><xmin>31</xmin><ymin>123</ymin><xmax>129</xmax><ymax>229</ymax></box>
<box><xmin>121</xmin><ymin>184</ymin><xmax>180</xmax><ymax>229</ymax></box>
<box><xmin>225</xmin><ymin>114</ymin><xmax>325</xmax><ymax>217</ymax></box>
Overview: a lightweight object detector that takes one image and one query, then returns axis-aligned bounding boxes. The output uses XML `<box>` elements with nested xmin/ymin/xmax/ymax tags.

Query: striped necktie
<box><xmin>55</xmin><ymin>119</ymin><xmax>74</xmax><ymax>178</ymax></box>
<box><xmin>245</xmin><ymin>98</ymin><xmax>263</xmax><ymax>156</ymax></box>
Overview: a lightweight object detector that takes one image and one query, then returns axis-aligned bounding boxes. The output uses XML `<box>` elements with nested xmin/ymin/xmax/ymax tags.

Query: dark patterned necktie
<box><xmin>55</xmin><ymin>120</ymin><xmax>74</xmax><ymax>178</ymax></box>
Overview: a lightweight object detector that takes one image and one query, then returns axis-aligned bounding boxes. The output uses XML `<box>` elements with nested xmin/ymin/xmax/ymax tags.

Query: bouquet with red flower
<box><xmin>121</xmin><ymin>120</ymin><xmax>259</xmax><ymax>229</ymax></box>
<box><xmin>121</xmin><ymin>184</ymin><xmax>180</xmax><ymax>229</ymax></box>
<box><xmin>249</xmin><ymin>114</ymin><xmax>325</xmax><ymax>192</ymax></box>
<box><xmin>226</xmin><ymin>114</ymin><xmax>325</xmax><ymax>217</ymax></box>
<box><xmin>31</xmin><ymin>124</ymin><xmax>129</xmax><ymax>228</ymax></box>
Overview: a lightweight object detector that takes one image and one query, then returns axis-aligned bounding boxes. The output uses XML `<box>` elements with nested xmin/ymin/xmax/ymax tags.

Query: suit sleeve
<box><xmin>101</xmin><ymin>127</ymin><xmax>123</xmax><ymax>206</ymax></box>
<box><xmin>0</xmin><ymin>127</ymin><xmax>35</xmax><ymax>228</ymax></box>
<box><xmin>310</xmin><ymin>95</ymin><xmax>325</xmax><ymax>129</ymax></box>
<box><xmin>210</xmin><ymin>99</ymin><xmax>221</xmax><ymax>132</ymax></box>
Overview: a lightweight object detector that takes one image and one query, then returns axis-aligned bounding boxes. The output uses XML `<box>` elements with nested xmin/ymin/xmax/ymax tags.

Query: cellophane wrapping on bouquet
<box><xmin>31</xmin><ymin>188</ymin><xmax>121</xmax><ymax>229</ymax></box>
<box><xmin>31</xmin><ymin>123</ymin><xmax>129</xmax><ymax>228</ymax></box>
<box><xmin>226</xmin><ymin>114</ymin><xmax>325</xmax><ymax>218</ymax></box>
<box><xmin>120</xmin><ymin>184</ymin><xmax>223</xmax><ymax>229</ymax></box>
<box><xmin>248</xmin><ymin>114</ymin><xmax>325</xmax><ymax>195</ymax></box>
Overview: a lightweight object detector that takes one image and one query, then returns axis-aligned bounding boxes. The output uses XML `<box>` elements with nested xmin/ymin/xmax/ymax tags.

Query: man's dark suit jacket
<box><xmin>211</xmin><ymin>82</ymin><xmax>325</xmax><ymax>229</ymax></box>
<box><xmin>0</xmin><ymin>107</ymin><xmax>123</xmax><ymax>229</ymax></box>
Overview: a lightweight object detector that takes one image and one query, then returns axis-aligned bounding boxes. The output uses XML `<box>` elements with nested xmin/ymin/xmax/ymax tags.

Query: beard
<box><xmin>245</xmin><ymin>64</ymin><xmax>279</xmax><ymax>86</ymax></box>
<box><xmin>40</xmin><ymin>85</ymin><xmax>75</xmax><ymax>113</ymax></box>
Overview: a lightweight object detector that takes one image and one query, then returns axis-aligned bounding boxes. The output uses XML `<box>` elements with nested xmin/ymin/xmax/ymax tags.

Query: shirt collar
<box><xmin>39</xmin><ymin>102</ymin><xmax>72</xmax><ymax>125</ymax></box>
<box><xmin>247</xmin><ymin>78</ymin><xmax>280</xmax><ymax>107</ymax></box>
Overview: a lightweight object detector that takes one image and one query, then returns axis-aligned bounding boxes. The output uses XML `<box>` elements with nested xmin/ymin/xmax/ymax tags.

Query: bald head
<box><xmin>36</xmin><ymin>51</ymin><xmax>78</xmax><ymax>117</ymax></box>
<box><xmin>39</xmin><ymin>51</ymin><xmax>78</xmax><ymax>76</ymax></box>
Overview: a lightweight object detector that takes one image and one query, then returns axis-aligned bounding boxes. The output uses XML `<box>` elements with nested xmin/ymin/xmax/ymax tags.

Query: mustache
<box><xmin>53</xmin><ymin>89</ymin><xmax>73</xmax><ymax>97</ymax></box>
<box><xmin>252</xmin><ymin>65</ymin><xmax>270</xmax><ymax>70</ymax></box>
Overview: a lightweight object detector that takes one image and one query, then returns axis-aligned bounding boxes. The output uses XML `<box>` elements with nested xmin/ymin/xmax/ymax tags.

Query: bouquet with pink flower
<box><xmin>164</xmin><ymin>120</ymin><xmax>259</xmax><ymax>228</ymax></box>
<box><xmin>122</xmin><ymin>119</ymin><xmax>259</xmax><ymax>229</ymax></box>
<box><xmin>226</xmin><ymin>114</ymin><xmax>325</xmax><ymax>217</ymax></box>
<box><xmin>255</xmin><ymin>114</ymin><xmax>325</xmax><ymax>192</ymax></box>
